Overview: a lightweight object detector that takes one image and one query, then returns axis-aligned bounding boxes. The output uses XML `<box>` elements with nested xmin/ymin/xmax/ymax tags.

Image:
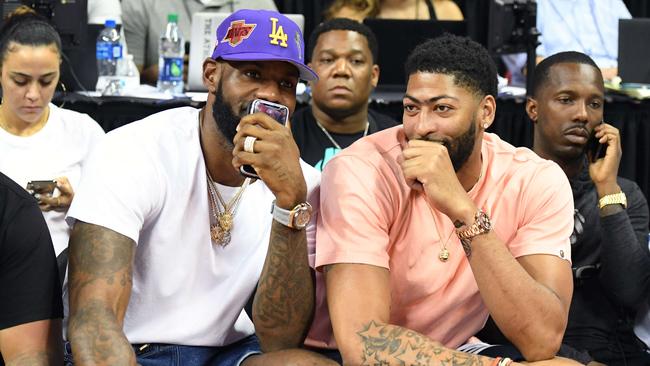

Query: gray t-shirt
<box><xmin>122</xmin><ymin>0</ymin><xmax>277</xmax><ymax>68</ymax></box>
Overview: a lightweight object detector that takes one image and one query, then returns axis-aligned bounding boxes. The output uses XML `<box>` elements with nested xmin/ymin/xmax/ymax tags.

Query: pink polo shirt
<box><xmin>306</xmin><ymin>126</ymin><xmax>573</xmax><ymax>349</ymax></box>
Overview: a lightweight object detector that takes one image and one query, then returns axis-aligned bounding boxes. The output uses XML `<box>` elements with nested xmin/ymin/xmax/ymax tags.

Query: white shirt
<box><xmin>537</xmin><ymin>0</ymin><xmax>631</xmax><ymax>68</ymax></box>
<box><xmin>87</xmin><ymin>0</ymin><xmax>122</xmax><ymax>24</ymax></box>
<box><xmin>66</xmin><ymin>107</ymin><xmax>320</xmax><ymax>346</ymax></box>
<box><xmin>0</xmin><ymin>104</ymin><xmax>104</xmax><ymax>256</ymax></box>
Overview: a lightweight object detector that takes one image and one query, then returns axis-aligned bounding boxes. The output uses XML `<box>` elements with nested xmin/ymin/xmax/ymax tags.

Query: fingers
<box><xmin>402</xmin><ymin>140</ymin><xmax>448</xmax><ymax>160</ymax></box>
<box><xmin>37</xmin><ymin>176</ymin><xmax>74</xmax><ymax>211</ymax></box>
<box><xmin>36</xmin><ymin>194</ymin><xmax>59</xmax><ymax>212</ymax></box>
<box><xmin>55</xmin><ymin>176</ymin><xmax>74</xmax><ymax>195</ymax></box>
<box><xmin>594</xmin><ymin>123</ymin><xmax>620</xmax><ymax>145</ymax></box>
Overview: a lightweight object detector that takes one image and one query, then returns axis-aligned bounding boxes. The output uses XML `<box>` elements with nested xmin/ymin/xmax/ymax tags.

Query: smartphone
<box><xmin>26</xmin><ymin>180</ymin><xmax>57</xmax><ymax>197</ymax></box>
<box><xmin>586</xmin><ymin>122</ymin><xmax>607</xmax><ymax>163</ymax></box>
<box><xmin>240</xmin><ymin>99</ymin><xmax>290</xmax><ymax>179</ymax></box>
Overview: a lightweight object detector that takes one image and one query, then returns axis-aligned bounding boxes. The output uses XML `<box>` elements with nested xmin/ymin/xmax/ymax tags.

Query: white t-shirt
<box><xmin>0</xmin><ymin>104</ymin><xmax>104</xmax><ymax>256</ymax></box>
<box><xmin>66</xmin><ymin>107</ymin><xmax>320</xmax><ymax>346</ymax></box>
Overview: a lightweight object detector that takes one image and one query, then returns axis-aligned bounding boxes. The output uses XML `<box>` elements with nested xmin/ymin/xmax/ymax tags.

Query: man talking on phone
<box><xmin>527</xmin><ymin>51</ymin><xmax>650</xmax><ymax>365</ymax></box>
<box><xmin>65</xmin><ymin>9</ymin><xmax>335</xmax><ymax>366</ymax></box>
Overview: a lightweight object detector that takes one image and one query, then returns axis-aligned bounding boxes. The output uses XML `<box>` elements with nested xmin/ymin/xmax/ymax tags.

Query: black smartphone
<box><xmin>240</xmin><ymin>99</ymin><xmax>290</xmax><ymax>179</ymax></box>
<box><xmin>26</xmin><ymin>180</ymin><xmax>57</xmax><ymax>197</ymax></box>
<box><xmin>586</xmin><ymin>123</ymin><xmax>607</xmax><ymax>163</ymax></box>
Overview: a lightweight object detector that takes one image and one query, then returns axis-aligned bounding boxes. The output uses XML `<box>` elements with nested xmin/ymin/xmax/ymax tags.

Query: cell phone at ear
<box><xmin>26</xmin><ymin>180</ymin><xmax>57</xmax><ymax>197</ymax></box>
<box><xmin>586</xmin><ymin>124</ymin><xmax>607</xmax><ymax>163</ymax></box>
<box><xmin>240</xmin><ymin>99</ymin><xmax>290</xmax><ymax>179</ymax></box>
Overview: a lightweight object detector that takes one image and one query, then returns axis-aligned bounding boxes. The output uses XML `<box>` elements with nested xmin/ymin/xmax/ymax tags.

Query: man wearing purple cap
<box><xmin>65</xmin><ymin>10</ymin><xmax>335</xmax><ymax>366</ymax></box>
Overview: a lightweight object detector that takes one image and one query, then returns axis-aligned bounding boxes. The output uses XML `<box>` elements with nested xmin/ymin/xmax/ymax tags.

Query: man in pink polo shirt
<box><xmin>308</xmin><ymin>34</ymin><xmax>576</xmax><ymax>365</ymax></box>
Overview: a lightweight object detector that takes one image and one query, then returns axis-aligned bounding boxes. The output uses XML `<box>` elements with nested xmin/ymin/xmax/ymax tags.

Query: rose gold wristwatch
<box><xmin>456</xmin><ymin>210</ymin><xmax>492</xmax><ymax>257</ymax></box>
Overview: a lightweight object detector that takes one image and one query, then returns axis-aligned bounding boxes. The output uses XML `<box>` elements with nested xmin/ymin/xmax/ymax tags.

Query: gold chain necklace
<box><xmin>206</xmin><ymin>172</ymin><xmax>250</xmax><ymax>247</ymax></box>
<box><xmin>424</xmin><ymin>166</ymin><xmax>483</xmax><ymax>262</ymax></box>
<box><xmin>425</xmin><ymin>201</ymin><xmax>457</xmax><ymax>262</ymax></box>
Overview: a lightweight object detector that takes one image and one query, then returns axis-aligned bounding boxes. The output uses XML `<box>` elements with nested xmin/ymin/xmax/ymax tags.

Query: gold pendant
<box><xmin>210</xmin><ymin>224</ymin><xmax>231</xmax><ymax>247</ymax></box>
<box><xmin>438</xmin><ymin>248</ymin><xmax>450</xmax><ymax>262</ymax></box>
<box><xmin>209</xmin><ymin>212</ymin><xmax>233</xmax><ymax>247</ymax></box>
<box><xmin>218</xmin><ymin>212</ymin><xmax>233</xmax><ymax>232</ymax></box>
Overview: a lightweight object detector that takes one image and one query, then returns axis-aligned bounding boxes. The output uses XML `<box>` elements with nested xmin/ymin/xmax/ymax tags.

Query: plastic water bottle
<box><xmin>96</xmin><ymin>19</ymin><xmax>122</xmax><ymax>81</ymax></box>
<box><xmin>157</xmin><ymin>13</ymin><xmax>184</xmax><ymax>95</ymax></box>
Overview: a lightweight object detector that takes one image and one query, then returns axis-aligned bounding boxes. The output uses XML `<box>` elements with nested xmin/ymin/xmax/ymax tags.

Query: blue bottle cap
<box><xmin>105</xmin><ymin>19</ymin><xmax>116</xmax><ymax>28</ymax></box>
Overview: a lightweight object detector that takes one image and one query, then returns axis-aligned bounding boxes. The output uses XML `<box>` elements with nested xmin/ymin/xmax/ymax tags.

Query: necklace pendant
<box><xmin>218</xmin><ymin>212</ymin><xmax>233</xmax><ymax>232</ymax></box>
<box><xmin>210</xmin><ymin>224</ymin><xmax>231</xmax><ymax>247</ymax></box>
<box><xmin>438</xmin><ymin>248</ymin><xmax>450</xmax><ymax>262</ymax></box>
<box><xmin>210</xmin><ymin>225</ymin><xmax>223</xmax><ymax>243</ymax></box>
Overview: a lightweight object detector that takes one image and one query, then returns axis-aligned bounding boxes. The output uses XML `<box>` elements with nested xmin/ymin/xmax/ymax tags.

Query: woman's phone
<box><xmin>586</xmin><ymin>122</ymin><xmax>607</xmax><ymax>163</ymax></box>
<box><xmin>26</xmin><ymin>180</ymin><xmax>57</xmax><ymax>197</ymax></box>
<box><xmin>240</xmin><ymin>100</ymin><xmax>290</xmax><ymax>179</ymax></box>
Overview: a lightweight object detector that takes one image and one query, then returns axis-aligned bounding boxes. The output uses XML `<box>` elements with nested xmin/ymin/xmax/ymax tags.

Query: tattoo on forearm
<box><xmin>357</xmin><ymin>321</ymin><xmax>486</xmax><ymax>366</ymax></box>
<box><xmin>68</xmin><ymin>300</ymin><xmax>136</xmax><ymax>365</ymax></box>
<box><xmin>6</xmin><ymin>351</ymin><xmax>48</xmax><ymax>366</ymax></box>
<box><xmin>253</xmin><ymin>220</ymin><xmax>314</xmax><ymax>348</ymax></box>
<box><xmin>270</xmin><ymin>160</ymin><xmax>291</xmax><ymax>184</ymax></box>
<box><xmin>67</xmin><ymin>222</ymin><xmax>136</xmax><ymax>365</ymax></box>
<box><xmin>453</xmin><ymin>220</ymin><xmax>466</xmax><ymax>229</ymax></box>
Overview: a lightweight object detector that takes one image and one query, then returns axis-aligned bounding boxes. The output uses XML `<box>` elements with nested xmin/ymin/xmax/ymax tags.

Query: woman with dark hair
<box><xmin>0</xmin><ymin>6</ymin><xmax>104</xmax><ymax>258</ymax></box>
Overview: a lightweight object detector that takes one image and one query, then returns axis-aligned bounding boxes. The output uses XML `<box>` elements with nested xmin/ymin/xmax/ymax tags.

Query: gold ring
<box><xmin>244</xmin><ymin>136</ymin><xmax>257</xmax><ymax>153</ymax></box>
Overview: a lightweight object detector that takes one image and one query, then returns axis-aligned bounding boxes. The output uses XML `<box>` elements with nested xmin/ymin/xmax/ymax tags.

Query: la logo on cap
<box><xmin>223</xmin><ymin>20</ymin><xmax>256</xmax><ymax>47</ymax></box>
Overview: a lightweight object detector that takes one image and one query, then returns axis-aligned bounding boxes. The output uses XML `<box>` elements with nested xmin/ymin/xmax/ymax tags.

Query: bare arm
<box><xmin>67</xmin><ymin>221</ymin><xmax>137</xmax><ymax>366</ymax></box>
<box><xmin>233</xmin><ymin>110</ymin><xmax>316</xmax><ymax>351</ymax></box>
<box><xmin>468</xmin><ymin>234</ymin><xmax>573</xmax><ymax>360</ymax></box>
<box><xmin>252</xmin><ymin>215</ymin><xmax>314</xmax><ymax>351</ymax></box>
<box><xmin>327</xmin><ymin>263</ymin><xmax>494</xmax><ymax>366</ymax></box>
<box><xmin>0</xmin><ymin>319</ymin><xmax>62</xmax><ymax>366</ymax></box>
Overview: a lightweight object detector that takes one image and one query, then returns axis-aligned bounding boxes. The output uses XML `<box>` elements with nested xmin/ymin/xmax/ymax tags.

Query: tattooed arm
<box><xmin>67</xmin><ymin>221</ymin><xmax>137</xmax><ymax>366</ymax></box>
<box><xmin>0</xmin><ymin>319</ymin><xmax>63</xmax><ymax>365</ymax></box>
<box><xmin>253</xmin><ymin>217</ymin><xmax>314</xmax><ymax>351</ymax></box>
<box><xmin>326</xmin><ymin>263</ymin><xmax>494</xmax><ymax>366</ymax></box>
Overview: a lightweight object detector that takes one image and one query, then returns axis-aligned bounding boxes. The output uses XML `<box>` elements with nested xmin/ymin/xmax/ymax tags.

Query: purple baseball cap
<box><xmin>211</xmin><ymin>9</ymin><xmax>318</xmax><ymax>81</ymax></box>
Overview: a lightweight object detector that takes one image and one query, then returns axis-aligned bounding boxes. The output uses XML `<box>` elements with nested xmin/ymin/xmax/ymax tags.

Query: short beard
<box><xmin>420</xmin><ymin>118</ymin><xmax>477</xmax><ymax>172</ymax></box>
<box><xmin>211</xmin><ymin>81</ymin><xmax>248</xmax><ymax>149</ymax></box>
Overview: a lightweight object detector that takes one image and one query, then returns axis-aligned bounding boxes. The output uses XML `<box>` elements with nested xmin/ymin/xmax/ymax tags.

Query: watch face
<box><xmin>294</xmin><ymin>208</ymin><xmax>311</xmax><ymax>228</ymax></box>
<box><xmin>477</xmin><ymin>211</ymin><xmax>492</xmax><ymax>231</ymax></box>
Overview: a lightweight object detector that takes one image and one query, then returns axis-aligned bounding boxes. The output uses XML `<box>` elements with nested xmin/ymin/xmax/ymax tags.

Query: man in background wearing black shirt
<box><xmin>0</xmin><ymin>172</ymin><xmax>63</xmax><ymax>365</ymax></box>
<box><xmin>291</xmin><ymin>18</ymin><xmax>397</xmax><ymax>170</ymax></box>
<box><xmin>527</xmin><ymin>51</ymin><xmax>650</xmax><ymax>365</ymax></box>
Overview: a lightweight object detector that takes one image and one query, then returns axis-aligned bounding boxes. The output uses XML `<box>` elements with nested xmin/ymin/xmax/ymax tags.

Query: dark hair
<box><xmin>308</xmin><ymin>17</ymin><xmax>379</xmax><ymax>63</ymax></box>
<box><xmin>0</xmin><ymin>6</ymin><xmax>62</xmax><ymax>66</ymax></box>
<box><xmin>531</xmin><ymin>51</ymin><xmax>601</xmax><ymax>97</ymax></box>
<box><xmin>404</xmin><ymin>34</ymin><xmax>497</xmax><ymax>98</ymax></box>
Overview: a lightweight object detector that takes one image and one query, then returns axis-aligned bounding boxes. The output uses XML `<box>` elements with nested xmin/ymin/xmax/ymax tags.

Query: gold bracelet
<box><xmin>598</xmin><ymin>191</ymin><xmax>627</xmax><ymax>209</ymax></box>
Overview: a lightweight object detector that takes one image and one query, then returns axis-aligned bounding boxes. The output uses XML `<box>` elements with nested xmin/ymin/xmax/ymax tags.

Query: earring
<box><xmin>483</xmin><ymin>122</ymin><xmax>489</xmax><ymax>129</ymax></box>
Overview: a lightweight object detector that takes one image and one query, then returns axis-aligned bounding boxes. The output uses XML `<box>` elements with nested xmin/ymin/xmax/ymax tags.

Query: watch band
<box><xmin>456</xmin><ymin>210</ymin><xmax>492</xmax><ymax>257</ymax></box>
<box><xmin>270</xmin><ymin>200</ymin><xmax>312</xmax><ymax>230</ymax></box>
<box><xmin>271</xmin><ymin>202</ymin><xmax>292</xmax><ymax>227</ymax></box>
<box><xmin>598</xmin><ymin>191</ymin><xmax>627</xmax><ymax>209</ymax></box>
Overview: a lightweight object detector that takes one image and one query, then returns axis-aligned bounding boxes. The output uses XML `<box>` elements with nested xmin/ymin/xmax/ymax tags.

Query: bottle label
<box><xmin>160</xmin><ymin>57</ymin><xmax>183</xmax><ymax>82</ymax></box>
<box><xmin>97</xmin><ymin>42</ymin><xmax>122</xmax><ymax>60</ymax></box>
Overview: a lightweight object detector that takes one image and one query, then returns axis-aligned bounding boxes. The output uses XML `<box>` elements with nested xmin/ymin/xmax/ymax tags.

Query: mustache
<box><xmin>564</xmin><ymin>125</ymin><xmax>590</xmax><ymax>136</ymax></box>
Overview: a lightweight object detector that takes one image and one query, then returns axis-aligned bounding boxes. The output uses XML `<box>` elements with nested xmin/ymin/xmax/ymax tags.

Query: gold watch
<box><xmin>456</xmin><ymin>210</ymin><xmax>492</xmax><ymax>257</ymax></box>
<box><xmin>598</xmin><ymin>191</ymin><xmax>627</xmax><ymax>209</ymax></box>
